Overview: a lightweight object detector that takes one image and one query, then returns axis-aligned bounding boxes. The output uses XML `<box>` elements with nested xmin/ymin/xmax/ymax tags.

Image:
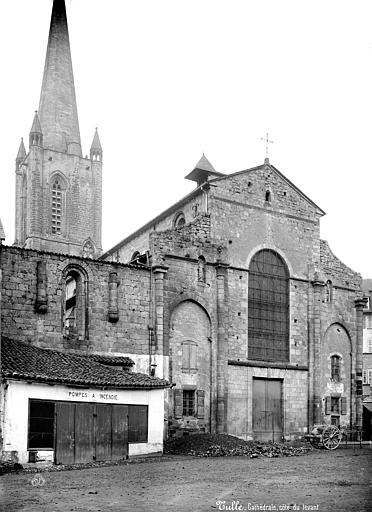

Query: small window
<box><xmin>265</xmin><ymin>190</ymin><xmax>271</xmax><ymax>202</ymax></box>
<box><xmin>331</xmin><ymin>397</ymin><xmax>340</xmax><ymax>414</ymax></box>
<box><xmin>63</xmin><ymin>267</ymin><xmax>88</xmax><ymax>341</ymax></box>
<box><xmin>183</xmin><ymin>390</ymin><xmax>195</xmax><ymax>416</ymax></box>
<box><xmin>331</xmin><ymin>355</ymin><xmax>341</xmax><ymax>381</ymax></box>
<box><xmin>182</xmin><ymin>342</ymin><xmax>197</xmax><ymax>372</ymax></box>
<box><xmin>364</xmin><ymin>297</ymin><xmax>370</xmax><ymax>310</ymax></box>
<box><xmin>128</xmin><ymin>405</ymin><xmax>148</xmax><ymax>443</ymax></box>
<box><xmin>198</xmin><ymin>256</ymin><xmax>206</xmax><ymax>283</ymax></box>
<box><xmin>331</xmin><ymin>416</ymin><xmax>340</xmax><ymax>427</ymax></box>
<box><xmin>174</xmin><ymin>212</ymin><xmax>186</xmax><ymax>228</ymax></box>
<box><xmin>326</xmin><ymin>280</ymin><xmax>333</xmax><ymax>303</ymax></box>
<box><xmin>28</xmin><ymin>400</ymin><xmax>55</xmax><ymax>449</ymax></box>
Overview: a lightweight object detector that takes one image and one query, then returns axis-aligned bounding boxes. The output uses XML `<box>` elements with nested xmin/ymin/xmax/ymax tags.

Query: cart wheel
<box><xmin>322</xmin><ymin>425</ymin><xmax>342</xmax><ymax>450</ymax></box>
<box><xmin>309</xmin><ymin>437</ymin><xmax>321</xmax><ymax>449</ymax></box>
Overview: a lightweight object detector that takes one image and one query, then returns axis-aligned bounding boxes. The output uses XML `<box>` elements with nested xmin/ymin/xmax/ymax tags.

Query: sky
<box><xmin>1</xmin><ymin>0</ymin><xmax>371</xmax><ymax>278</ymax></box>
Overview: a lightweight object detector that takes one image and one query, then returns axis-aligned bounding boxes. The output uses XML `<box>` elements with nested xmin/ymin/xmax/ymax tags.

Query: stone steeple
<box><xmin>15</xmin><ymin>138</ymin><xmax>26</xmax><ymax>171</ymax></box>
<box><xmin>38</xmin><ymin>0</ymin><xmax>82</xmax><ymax>156</ymax></box>
<box><xmin>90</xmin><ymin>128</ymin><xmax>103</xmax><ymax>161</ymax></box>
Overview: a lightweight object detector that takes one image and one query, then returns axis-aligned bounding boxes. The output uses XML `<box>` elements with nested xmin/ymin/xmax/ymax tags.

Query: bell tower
<box><xmin>14</xmin><ymin>0</ymin><xmax>102</xmax><ymax>257</ymax></box>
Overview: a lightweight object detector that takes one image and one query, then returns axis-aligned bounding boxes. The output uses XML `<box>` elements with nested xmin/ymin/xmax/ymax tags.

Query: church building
<box><xmin>0</xmin><ymin>0</ymin><xmax>365</xmax><ymax>464</ymax></box>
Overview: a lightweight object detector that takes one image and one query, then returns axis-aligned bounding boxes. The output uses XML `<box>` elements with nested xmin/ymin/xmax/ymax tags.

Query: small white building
<box><xmin>1</xmin><ymin>338</ymin><xmax>168</xmax><ymax>464</ymax></box>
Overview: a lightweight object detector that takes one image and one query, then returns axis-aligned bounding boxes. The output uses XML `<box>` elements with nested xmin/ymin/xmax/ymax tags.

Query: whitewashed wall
<box><xmin>2</xmin><ymin>379</ymin><xmax>165</xmax><ymax>464</ymax></box>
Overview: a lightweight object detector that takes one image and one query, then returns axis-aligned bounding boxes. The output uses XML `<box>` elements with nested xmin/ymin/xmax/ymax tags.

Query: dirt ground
<box><xmin>1</xmin><ymin>447</ymin><xmax>371</xmax><ymax>512</ymax></box>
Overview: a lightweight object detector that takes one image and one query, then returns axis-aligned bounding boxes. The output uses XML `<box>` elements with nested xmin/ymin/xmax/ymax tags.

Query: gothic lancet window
<box><xmin>248</xmin><ymin>249</ymin><xmax>289</xmax><ymax>361</ymax></box>
<box><xmin>51</xmin><ymin>178</ymin><xmax>63</xmax><ymax>234</ymax></box>
<box><xmin>198</xmin><ymin>256</ymin><xmax>206</xmax><ymax>283</ymax></box>
<box><xmin>331</xmin><ymin>355</ymin><xmax>341</xmax><ymax>381</ymax></box>
<box><xmin>326</xmin><ymin>280</ymin><xmax>333</xmax><ymax>303</ymax></box>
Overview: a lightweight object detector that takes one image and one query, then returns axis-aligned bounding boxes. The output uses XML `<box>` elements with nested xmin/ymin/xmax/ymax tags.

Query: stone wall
<box><xmin>1</xmin><ymin>246</ymin><xmax>152</xmax><ymax>357</ymax></box>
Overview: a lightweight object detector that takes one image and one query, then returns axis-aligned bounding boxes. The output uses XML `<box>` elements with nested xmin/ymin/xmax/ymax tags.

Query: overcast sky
<box><xmin>1</xmin><ymin>0</ymin><xmax>371</xmax><ymax>279</ymax></box>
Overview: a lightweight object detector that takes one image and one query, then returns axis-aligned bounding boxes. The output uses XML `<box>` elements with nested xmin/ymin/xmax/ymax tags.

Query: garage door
<box><xmin>55</xmin><ymin>402</ymin><xmax>128</xmax><ymax>464</ymax></box>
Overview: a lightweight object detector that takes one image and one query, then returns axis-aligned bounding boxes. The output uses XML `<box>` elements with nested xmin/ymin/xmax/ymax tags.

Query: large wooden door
<box><xmin>75</xmin><ymin>403</ymin><xmax>94</xmax><ymax>463</ymax></box>
<box><xmin>112</xmin><ymin>405</ymin><xmax>128</xmax><ymax>460</ymax></box>
<box><xmin>55</xmin><ymin>402</ymin><xmax>75</xmax><ymax>465</ymax></box>
<box><xmin>253</xmin><ymin>379</ymin><xmax>283</xmax><ymax>441</ymax></box>
<box><xmin>95</xmin><ymin>404</ymin><xmax>112</xmax><ymax>462</ymax></box>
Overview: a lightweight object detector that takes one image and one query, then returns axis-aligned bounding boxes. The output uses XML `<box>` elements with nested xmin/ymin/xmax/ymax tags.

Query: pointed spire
<box><xmin>90</xmin><ymin>128</ymin><xmax>102</xmax><ymax>162</ymax></box>
<box><xmin>194</xmin><ymin>154</ymin><xmax>217</xmax><ymax>173</ymax></box>
<box><xmin>16</xmin><ymin>138</ymin><xmax>26</xmax><ymax>160</ymax></box>
<box><xmin>29</xmin><ymin>111</ymin><xmax>43</xmax><ymax>147</ymax></box>
<box><xmin>184</xmin><ymin>154</ymin><xmax>225</xmax><ymax>186</ymax></box>
<box><xmin>38</xmin><ymin>0</ymin><xmax>82</xmax><ymax>156</ymax></box>
<box><xmin>16</xmin><ymin>138</ymin><xmax>27</xmax><ymax>171</ymax></box>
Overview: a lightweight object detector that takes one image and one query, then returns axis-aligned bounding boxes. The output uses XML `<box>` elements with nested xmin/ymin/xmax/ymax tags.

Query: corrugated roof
<box><xmin>1</xmin><ymin>338</ymin><xmax>168</xmax><ymax>389</ymax></box>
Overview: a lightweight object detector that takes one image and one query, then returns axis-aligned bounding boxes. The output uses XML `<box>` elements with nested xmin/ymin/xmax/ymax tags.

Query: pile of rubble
<box><xmin>164</xmin><ymin>433</ymin><xmax>311</xmax><ymax>458</ymax></box>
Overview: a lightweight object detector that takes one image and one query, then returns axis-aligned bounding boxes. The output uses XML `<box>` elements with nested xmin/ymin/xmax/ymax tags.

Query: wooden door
<box><xmin>95</xmin><ymin>404</ymin><xmax>112</xmax><ymax>462</ymax></box>
<box><xmin>112</xmin><ymin>405</ymin><xmax>128</xmax><ymax>460</ymax></box>
<box><xmin>253</xmin><ymin>378</ymin><xmax>283</xmax><ymax>441</ymax></box>
<box><xmin>55</xmin><ymin>402</ymin><xmax>75</xmax><ymax>465</ymax></box>
<box><xmin>75</xmin><ymin>403</ymin><xmax>94</xmax><ymax>463</ymax></box>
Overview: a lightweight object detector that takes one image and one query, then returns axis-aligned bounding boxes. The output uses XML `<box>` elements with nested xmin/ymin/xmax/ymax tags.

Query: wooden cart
<box><xmin>305</xmin><ymin>424</ymin><xmax>343</xmax><ymax>450</ymax></box>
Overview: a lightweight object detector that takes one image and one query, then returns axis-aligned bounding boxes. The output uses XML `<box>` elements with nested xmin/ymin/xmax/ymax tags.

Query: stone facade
<box><xmin>101</xmin><ymin>162</ymin><xmax>363</xmax><ymax>439</ymax></box>
<box><xmin>1</xmin><ymin>0</ymin><xmax>366</xmax><ymax>454</ymax></box>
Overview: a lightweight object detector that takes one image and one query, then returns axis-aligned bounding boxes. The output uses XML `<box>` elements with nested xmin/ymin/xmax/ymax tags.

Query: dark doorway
<box><xmin>252</xmin><ymin>378</ymin><xmax>283</xmax><ymax>441</ymax></box>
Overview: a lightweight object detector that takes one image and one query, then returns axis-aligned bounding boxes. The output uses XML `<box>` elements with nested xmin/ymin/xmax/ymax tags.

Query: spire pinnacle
<box><xmin>16</xmin><ymin>138</ymin><xmax>27</xmax><ymax>160</ymax></box>
<box><xmin>38</xmin><ymin>0</ymin><xmax>82</xmax><ymax>156</ymax></box>
<box><xmin>29</xmin><ymin>111</ymin><xmax>43</xmax><ymax>147</ymax></box>
<box><xmin>90</xmin><ymin>128</ymin><xmax>102</xmax><ymax>161</ymax></box>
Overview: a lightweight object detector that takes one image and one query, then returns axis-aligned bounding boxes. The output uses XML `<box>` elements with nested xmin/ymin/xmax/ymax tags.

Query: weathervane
<box><xmin>261</xmin><ymin>132</ymin><xmax>273</xmax><ymax>160</ymax></box>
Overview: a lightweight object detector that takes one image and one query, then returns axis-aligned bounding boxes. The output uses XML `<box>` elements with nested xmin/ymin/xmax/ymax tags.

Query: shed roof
<box><xmin>1</xmin><ymin>338</ymin><xmax>168</xmax><ymax>389</ymax></box>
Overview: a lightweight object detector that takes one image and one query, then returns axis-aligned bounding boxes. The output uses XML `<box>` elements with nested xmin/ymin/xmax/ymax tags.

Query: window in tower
<box><xmin>51</xmin><ymin>179</ymin><xmax>63</xmax><ymax>234</ymax></box>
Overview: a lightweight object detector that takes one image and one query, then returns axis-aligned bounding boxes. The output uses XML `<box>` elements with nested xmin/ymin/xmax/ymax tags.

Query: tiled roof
<box><xmin>88</xmin><ymin>353</ymin><xmax>134</xmax><ymax>367</ymax></box>
<box><xmin>1</xmin><ymin>338</ymin><xmax>168</xmax><ymax>389</ymax></box>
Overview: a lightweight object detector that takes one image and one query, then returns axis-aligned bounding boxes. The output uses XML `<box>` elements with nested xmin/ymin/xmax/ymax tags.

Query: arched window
<box><xmin>326</xmin><ymin>280</ymin><xmax>333</xmax><ymax>303</ymax></box>
<box><xmin>198</xmin><ymin>256</ymin><xmax>206</xmax><ymax>283</ymax></box>
<box><xmin>173</xmin><ymin>212</ymin><xmax>185</xmax><ymax>228</ymax></box>
<box><xmin>331</xmin><ymin>355</ymin><xmax>341</xmax><ymax>381</ymax></box>
<box><xmin>248</xmin><ymin>249</ymin><xmax>289</xmax><ymax>361</ymax></box>
<box><xmin>82</xmin><ymin>240</ymin><xmax>95</xmax><ymax>259</ymax></box>
<box><xmin>63</xmin><ymin>267</ymin><xmax>88</xmax><ymax>341</ymax></box>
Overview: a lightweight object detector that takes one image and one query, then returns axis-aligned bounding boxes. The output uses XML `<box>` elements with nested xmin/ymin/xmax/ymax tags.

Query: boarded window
<box><xmin>182</xmin><ymin>341</ymin><xmax>197</xmax><ymax>372</ymax></box>
<box><xmin>174</xmin><ymin>389</ymin><xmax>183</xmax><ymax>419</ymax></box>
<box><xmin>128</xmin><ymin>405</ymin><xmax>148</xmax><ymax>443</ymax></box>
<box><xmin>28</xmin><ymin>400</ymin><xmax>55</xmax><ymax>449</ymax></box>
<box><xmin>331</xmin><ymin>355</ymin><xmax>341</xmax><ymax>381</ymax></box>
<box><xmin>183</xmin><ymin>390</ymin><xmax>195</xmax><ymax>416</ymax></box>
<box><xmin>248</xmin><ymin>250</ymin><xmax>289</xmax><ymax>361</ymax></box>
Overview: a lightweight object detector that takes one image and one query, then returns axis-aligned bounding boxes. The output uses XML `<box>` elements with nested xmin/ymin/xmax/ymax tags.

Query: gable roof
<box><xmin>208</xmin><ymin>162</ymin><xmax>326</xmax><ymax>216</ymax></box>
<box><xmin>101</xmin><ymin>160</ymin><xmax>325</xmax><ymax>258</ymax></box>
<box><xmin>1</xmin><ymin>338</ymin><xmax>168</xmax><ymax>389</ymax></box>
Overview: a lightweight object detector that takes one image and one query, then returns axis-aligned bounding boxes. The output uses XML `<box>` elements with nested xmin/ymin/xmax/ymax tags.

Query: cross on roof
<box><xmin>261</xmin><ymin>132</ymin><xmax>273</xmax><ymax>159</ymax></box>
